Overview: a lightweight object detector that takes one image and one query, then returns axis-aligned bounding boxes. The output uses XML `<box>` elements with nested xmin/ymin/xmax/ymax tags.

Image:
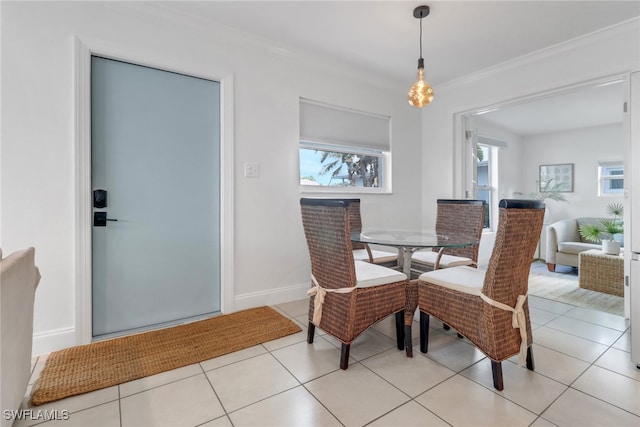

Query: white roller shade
<box><xmin>300</xmin><ymin>98</ymin><xmax>390</xmax><ymax>151</ymax></box>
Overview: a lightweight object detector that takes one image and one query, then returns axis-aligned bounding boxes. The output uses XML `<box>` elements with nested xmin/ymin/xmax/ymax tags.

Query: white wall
<box><xmin>521</xmin><ymin>123</ymin><xmax>624</xmax><ymax>224</ymax></box>
<box><xmin>1</xmin><ymin>2</ymin><xmax>422</xmax><ymax>354</ymax></box>
<box><xmin>521</xmin><ymin>124</ymin><xmax>624</xmax><ymax>260</ymax></box>
<box><xmin>420</xmin><ymin>18</ymin><xmax>639</xmax><ymax>262</ymax></box>
<box><xmin>470</xmin><ymin>121</ymin><xmax>625</xmax><ymax>264</ymax></box>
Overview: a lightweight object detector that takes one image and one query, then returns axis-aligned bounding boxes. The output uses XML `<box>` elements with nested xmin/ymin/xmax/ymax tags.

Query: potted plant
<box><xmin>579</xmin><ymin>202</ymin><xmax>624</xmax><ymax>255</ymax></box>
<box><xmin>535</xmin><ymin>177</ymin><xmax>569</xmax><ymax>202</ymax></box>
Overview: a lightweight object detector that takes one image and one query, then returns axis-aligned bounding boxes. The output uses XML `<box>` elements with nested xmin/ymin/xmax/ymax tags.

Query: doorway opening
<box><xmin>458</xmin><ymin>75</ymin><xmax>626</xmax><ymax>317</ymax></box>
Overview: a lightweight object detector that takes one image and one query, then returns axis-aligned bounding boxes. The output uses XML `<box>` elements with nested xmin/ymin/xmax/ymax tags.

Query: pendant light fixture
<box><xmin>408</xmin><ymin>5</ymin><xmax>434</xmax><ymax>107</ymax></box>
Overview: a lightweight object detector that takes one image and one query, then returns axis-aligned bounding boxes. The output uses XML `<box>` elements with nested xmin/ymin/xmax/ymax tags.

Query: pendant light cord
<box><xmin>419</xmin><ymin>13</ymin><xmax>423</xmax><ymax>60</ymax></box>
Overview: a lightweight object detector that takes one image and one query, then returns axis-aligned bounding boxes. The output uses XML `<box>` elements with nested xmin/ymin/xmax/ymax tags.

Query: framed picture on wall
<box><xmin>539</xmin><ymin>163</ymin><xmax>573</xmax><ymax>192</ymax></box>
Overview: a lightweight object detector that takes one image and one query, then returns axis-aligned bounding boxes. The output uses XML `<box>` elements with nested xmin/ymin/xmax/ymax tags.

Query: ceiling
<box><xmin>160</xmin><ymin>1</ymin><xmax>639</xmax><ymax>134</ymax></box>
<box><xmin>478</xmin><ymin>80</ymin><xmax>625</xmax><ymax>136</ymax></box>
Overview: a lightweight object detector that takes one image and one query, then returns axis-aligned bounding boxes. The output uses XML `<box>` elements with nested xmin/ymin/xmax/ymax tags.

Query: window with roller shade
<box><xmin>299</xmin><ymin>98</ymin><xmax>391</xmax><ymax>192</ymax></box>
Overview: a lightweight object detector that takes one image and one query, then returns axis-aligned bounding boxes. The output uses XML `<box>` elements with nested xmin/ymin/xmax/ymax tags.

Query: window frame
<box><xmin>598</xmin><ymin>161</ymin><xmax>624</xmax><ymax>196</ymax></box>
<box><xmin>476</xmin><ymin>141</ymin><xmax>500</xmax><ymax>231</ymax></box>
<box><xmin>299</xmin><ymin>99</ymin><xmax>392</xmax><ymax>194</ymax></box>
<box><xmin>299</xmin><ymin>141</ymin><xmax>389</xmax><ymax>191</ymax></box>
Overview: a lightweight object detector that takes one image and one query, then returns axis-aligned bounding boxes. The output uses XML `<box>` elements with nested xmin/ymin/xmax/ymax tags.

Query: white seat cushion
<box><xmin>557</xmin><ymin>241</ymin><xmax>600</xmax><ymax>255</ymax></box>
<box><xmin>352</xmin><ymin>249</ymin><xmax>398</xmax><ymax>264</ymax></box>
<box><xmin>412</xmin><ymin>250</ymin><xmax>474</xmax><ymax>268</ymax></box>
<box><xmin>354</xmin><ymin>260</ymin><xmax>407</xmax><ymax>288</ymax></box>
<box><xmin>418</xmin><ymin>266</ymin><xmax>484</xmax><ymax>296</ymax></box>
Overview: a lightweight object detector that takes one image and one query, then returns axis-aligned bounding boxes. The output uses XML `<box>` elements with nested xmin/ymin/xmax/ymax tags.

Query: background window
<box><xmin>300</xmin><ymin>145</ymin><xmax>382</xmax><ymax>187</ymax></box>
<box><xmin>299</xmin><ymin>98</ymin><xmax>390</xmax><ymax>191</ymax></box>
<box><xmin>476</xmin><ymin>144</ymin><xmax>492</xmax><ymax>228</ymax></box>
<box><xmin>599</xmin><ymin>161</ymin><xmax>624</xmax><ymax>196</ymax></box>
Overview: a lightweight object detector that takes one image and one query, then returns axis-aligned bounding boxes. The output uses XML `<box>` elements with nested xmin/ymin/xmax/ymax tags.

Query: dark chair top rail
<box><xmin>300</xmin><ymin>198</ymin><xmax>354</xmax><ymax>208</ymax></box>
<box><xmin>436</xmin><ymin>199</ymin><xmax>485</xmax><ymax>205</ymax></box>
<box><xmin>499</xmin><ymin>199</ymin><xmax>545</xmax><ymax>209</ymax></box>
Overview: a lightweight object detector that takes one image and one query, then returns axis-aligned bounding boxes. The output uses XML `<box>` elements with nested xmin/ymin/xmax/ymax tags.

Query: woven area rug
<box><xmin>528</xmin><ymin>263</ymin><xmax>624</xmax><ymax>316</ymax></box>
<box><xmin>31</xmin><ymin>306</ymin><xmax>301</xmax><ymax>406</ymax></box>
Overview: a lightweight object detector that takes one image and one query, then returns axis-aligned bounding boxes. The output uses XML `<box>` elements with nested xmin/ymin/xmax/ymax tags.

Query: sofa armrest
<box><xmin>546</xmin><ymin>219</ymin><xmax>578</xmax><ymax>264</ymax></box>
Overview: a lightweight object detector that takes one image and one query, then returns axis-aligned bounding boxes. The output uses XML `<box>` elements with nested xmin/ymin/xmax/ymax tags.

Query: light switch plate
<box><xmin>244</xmin><ymin>162</ymin><xmax>259</xmax><ymax>178</ymax></box>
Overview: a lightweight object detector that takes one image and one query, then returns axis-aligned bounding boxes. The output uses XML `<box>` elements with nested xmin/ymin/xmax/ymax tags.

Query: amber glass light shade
<box><xmin>408</xmin><ymin>67</ymin><xmax>434</xmax><ymax>108</ymax></box>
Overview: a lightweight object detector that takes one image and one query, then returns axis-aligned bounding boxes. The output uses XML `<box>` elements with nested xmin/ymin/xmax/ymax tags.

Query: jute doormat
<box><xmin>30</xmin><ymin>306</ymin><xmax>301</xmax><ymax>406</ymax></box>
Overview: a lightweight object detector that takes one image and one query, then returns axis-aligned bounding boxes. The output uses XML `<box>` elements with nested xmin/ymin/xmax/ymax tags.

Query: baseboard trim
<box><xmin>31</xmin><ymin>283</ymin><xmax>310</xmax><ymax>355</ymax></box>
<box><xmin>233</xmin><ymin>282</ymin><xmax>309</xmax><ymax>312</ymax></box>
<box><xmin>32</xmin><ymin>327</ymin><xmax>76</xmax><ymax>356</ymax></box>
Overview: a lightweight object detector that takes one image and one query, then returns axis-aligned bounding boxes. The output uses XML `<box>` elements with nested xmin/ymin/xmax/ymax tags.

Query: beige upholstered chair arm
<box><xmin>545</xmin><ymin>225</ymin><xmax>559</xmax><ymax>264</ymax></box>
<box><xmin>546</xmin><ymin>219</ymin><xmax>576</xmax><ymax>264</ymax></box>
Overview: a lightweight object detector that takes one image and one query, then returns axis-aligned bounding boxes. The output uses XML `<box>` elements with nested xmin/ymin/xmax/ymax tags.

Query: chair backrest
<box><xmin>345</xmin><ymin>199</ymin><xmax>366</xmax><ymax>250</ymax></box>
<box><xmin>300</xmin><ymin>198</ymin><xmax>357</xmax><ymax>290</ymax></box>
<box><xmin>482</xmin><ymin>199</ymin><xmax>545</xmax><ymax>305</ymax></box>
<box><xmin>433</xmin><ymin>199</ymin><xmax>486</xmax><ymax>261</ymax></box>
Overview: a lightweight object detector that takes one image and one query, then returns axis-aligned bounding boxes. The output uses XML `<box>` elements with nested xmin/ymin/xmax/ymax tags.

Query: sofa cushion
<box><xmin>558</xmin><ymin>241</ymin><xmax>601</xmax><ymax>255</ymax></box>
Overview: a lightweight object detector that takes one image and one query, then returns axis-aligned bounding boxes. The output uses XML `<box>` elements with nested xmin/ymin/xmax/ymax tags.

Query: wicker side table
<box><xmin>578</xmin><ymin>249</ymin><xmax>624</xmax><ymax>296</ymax></box>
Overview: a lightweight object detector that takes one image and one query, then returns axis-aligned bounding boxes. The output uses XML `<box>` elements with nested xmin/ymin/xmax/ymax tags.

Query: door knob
<box><xmin>94</xmin><ymin>212</ymin><xmax>118</xmax><ymax>227</ymax></box>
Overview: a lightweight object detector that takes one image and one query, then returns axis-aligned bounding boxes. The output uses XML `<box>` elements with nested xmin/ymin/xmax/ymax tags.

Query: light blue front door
<box><xmin>91</xmin><ymin>56</ymin><xmax>221</xmax><ymax>338</ymax></box>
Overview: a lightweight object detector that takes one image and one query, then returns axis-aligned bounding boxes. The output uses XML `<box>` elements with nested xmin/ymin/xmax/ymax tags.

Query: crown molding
<box><xmin>438</xmin><ymin>17</ymin><xmax>640</xmax><ymax>91</ymax></box>
<box><xmin>93</xmin><ymin>3</ymin><xmax>638</xmax><ymax>96</ymax></box>
<box><xmin>115</xmin><ymin>2</ymin><xmax>406</xmax><ymax>92</ymax></box>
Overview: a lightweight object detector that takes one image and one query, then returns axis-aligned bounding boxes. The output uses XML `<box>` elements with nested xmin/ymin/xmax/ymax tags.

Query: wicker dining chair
<box><xmin>417</xmin><ymin>199</ymin><xmax>545</xmax><ymax>390</ymax></box>
<box><xmin>348</xmin><ymin>199</ymin><xmax>398</xmax><ymax>267</ymax></box>
<box><xmin>300</xmin><ymin>198</ymin><xmax>408</xmax><ymax>369</ymax></box>
<box><xmin>411</xmin><ymin>199</ymin><xmax>486</xmax><ymax>273</ymax></box>
<box><xmin>403</xmin><ymin>199</ymin><xmax>485</xmax><ymax>355</ymax></box>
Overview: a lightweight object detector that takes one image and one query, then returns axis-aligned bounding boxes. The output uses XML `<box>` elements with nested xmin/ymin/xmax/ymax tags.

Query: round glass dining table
<box><xmin>351</xmin><ymin>229</ymin><xmax>479</xmax><ymax>277</ymax></box>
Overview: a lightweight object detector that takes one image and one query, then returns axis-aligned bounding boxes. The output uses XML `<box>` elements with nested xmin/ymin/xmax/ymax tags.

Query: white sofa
<box><xmin>545</xmin><ymin>218</ymin><xmax>603</xmax><ymax>271</ymax></box>
<box><xmin>1</xmin><ymin>248</ymin><xmax>40</xmax><ymax>427</ymax></box>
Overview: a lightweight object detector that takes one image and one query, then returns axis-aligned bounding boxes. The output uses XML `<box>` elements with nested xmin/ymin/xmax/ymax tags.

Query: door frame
<box><xmin>453</xmin><ymin>73</ymin><xmax>629</xmax><ymax>199</ymax></box>
<box><xmin>453</xmin><ymin>72</ymin><xmax>631</xmax><ymax>317</ymax></box>
<box><xmin>74</xmin><ymin>36</ymin><xmax>235</xmax><ymax>345</ymax></box>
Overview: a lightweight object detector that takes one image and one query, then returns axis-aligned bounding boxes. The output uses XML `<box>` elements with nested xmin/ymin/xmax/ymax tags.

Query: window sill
<box><xmin>299</xmin><ymin>185</ymin><xmax>391</xmax><ymax>195</ymax></box>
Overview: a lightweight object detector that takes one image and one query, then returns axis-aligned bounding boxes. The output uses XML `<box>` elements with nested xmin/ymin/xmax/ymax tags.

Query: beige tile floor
<box><xmin>19</xmin><ymin>295</ymin><xmax>640</xmax><ymax>427</ymax></box>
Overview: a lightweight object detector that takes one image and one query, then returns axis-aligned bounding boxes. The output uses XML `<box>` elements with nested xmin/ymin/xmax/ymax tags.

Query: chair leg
<box><xmin>491</xmin><ymin>361</ymin><xmax>504</xmax><ymax>391</ymax></box>
<box><xmin>419</xmin><ymin>312</ymin><xmax>430</xmax><ymax>353</ymax></box>
<box><xmin>443</xmin><ymin>322</ymin><xmax>462</xmax><ymax>338</ymax></box>
<box><xmin>340</xmin><ymin>343</ymin><xmax>350</xmax><ymax>370</ymax></box>
<box><xmin>307</xmin><ymin>322</ymin><xmax>315</xmax><ymax>344</ymax></box>
<box><xmin>547</xmin><ymin>263</ymin><xmax>556</xmax><ymax>272</ymax></box>
<box><xmin>526</xmin><ymin>346</ymin><xmax>535</xmax><ymax>371</ymax></box>
<box><xmin>395</xmin><ymin>311</ymin><xmax>405</xmax><ymax>351</ymax></box>
<box><xmin>405</xmin><ymin>325</ymin><xmax>413</xmax><ymax>357</ymax></box>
